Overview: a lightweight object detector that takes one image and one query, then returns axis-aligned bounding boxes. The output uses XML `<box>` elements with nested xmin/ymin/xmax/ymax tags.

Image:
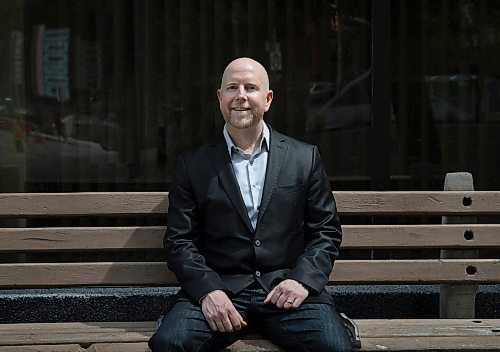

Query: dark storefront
<box><xmin>1</xmin><ymin>0</ymin><xmax>499</xmax><ymax>194</ymax></box>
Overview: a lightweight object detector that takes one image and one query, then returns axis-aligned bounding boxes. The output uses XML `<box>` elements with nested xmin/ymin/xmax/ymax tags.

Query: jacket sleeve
<box><xmin>286</xmin><ymin>146</ymin><xmax>343</xmax><ymax>294</ymax></box>
<box><xmin>164</xmin><ymin>155</ymin><xmax>229</xmax><ymax>303</ymax></box>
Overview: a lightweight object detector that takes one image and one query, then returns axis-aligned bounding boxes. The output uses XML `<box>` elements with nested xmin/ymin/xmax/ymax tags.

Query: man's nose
<box><xmin>236</xmin><ymin>86</ymin><xmax>247</xmax><ymax>99</ymax></box>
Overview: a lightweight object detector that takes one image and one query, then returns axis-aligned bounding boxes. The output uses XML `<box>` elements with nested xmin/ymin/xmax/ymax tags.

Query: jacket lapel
<box><xmin>258</xmin><ymin>128</ymin><xmax>287</xmax><ymax>223</ymax></box>
<box><xmin>208</xmin><ymin>135</ymin><xmax>254</xmax><ymax>233</ymax></box>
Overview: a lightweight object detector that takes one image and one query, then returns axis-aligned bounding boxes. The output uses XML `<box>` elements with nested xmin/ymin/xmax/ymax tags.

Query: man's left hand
<box><xmin>263</xmin><ymin>279</ymin><xmax>309</xmax><ymax>309</ymax></box>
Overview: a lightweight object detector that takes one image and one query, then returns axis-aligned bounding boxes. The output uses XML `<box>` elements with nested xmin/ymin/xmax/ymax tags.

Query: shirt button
<box><xmin>254</xmin><ymin>239</ymin><xmax>261</xmax><ymax>247</ymax></box>
<box><xmin>255</xmin><ymin>271</ymin><xmax>261</xmax><ymax>278</ymax></box>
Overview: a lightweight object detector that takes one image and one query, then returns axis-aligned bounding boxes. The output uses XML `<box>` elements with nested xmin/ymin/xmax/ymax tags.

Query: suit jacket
<box><xmin>164</xmin><ymin>125</ymin><xmax>343</xmax><ymax>305</ymax></box>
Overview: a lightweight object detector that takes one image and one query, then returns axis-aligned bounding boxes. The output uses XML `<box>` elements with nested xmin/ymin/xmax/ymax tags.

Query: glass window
<box><xmin>390</xmin><ymin>0</ymin><xmax>500</xmax><ymax>190</ymax></box>
<box><xmin>1</xmin><ymin>0</ymin><xmax>498</xmax><ymax>193</ymax></box>
<box><xmin>0</xmin><ymin>0</ymin><xmax>371</xmax><ymax>193</ymax></box>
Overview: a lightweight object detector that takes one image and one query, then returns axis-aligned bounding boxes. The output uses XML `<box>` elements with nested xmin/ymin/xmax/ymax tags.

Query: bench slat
<box><xmin>0</xmin><ymin>260</ymin><xmax>498</xmax><ymax>287</ymax></box>
<box><xmin>80</xmin><ymin>337</ymin><xmax>500</xmax><ymax>352</ymax></box>
<box><xmin>86</xmin><ymin>343</ymin><xmax>150</xmax><ymax>352</ymax></box>
<box><xmin>1</xmin><ymin>320</ymin><xmax>498</xmax><ymax>351</ymax></box>
<box><xmin>0</xmin><ymin>345</ymin><xmax>85</xmax><ymax>352</ymax></box>
<box><xmin>1</xmin><ymin>191</ymin><xmax>500</xmax><ymax>217</ymax></box>
<box><xmin>2</xmin><ymin>224</ymin><xmax>499</xmax><ymax>252</ymax></box>
<box><xmin>0</xmin><ymin>227</ymin><xmax>166</xmax><ymax>252</ymax></box>
<box><xmin>359</xmin><ymin>336</ymin><xmax>500</xmax><ymax>351</ymax></box>
<box><xmin>0</xmin><ymin>192</ymin><xmax>168</xmax><ymax>217</ymax></box>
<box><xmin>78</xmin><ymin>338</ymin><xmax>500</xmax><ymax>352</ymax></box>
<box><xmin>357</xmin><ymin>319</ymin><xmax>500</xmax><ymax>335</ymax></box>
<box><xmin>336</xmin><ymin>191</ymin><xmax>500</xmax><ymax>215</ymax></box>
<box><xmin>333</xmin><ymin>259</ymin><xmax>500</xmax><ymax>283</ymax></box>
<box><xmin>0</xmin><ymin>262</ymin><xmax>175</xmax><ymax>287</ymax></box>
<box><xmin>3</xmin><ymin>319</ymin><xmax>498</xmax><ymax>334</ymax></box>
<box><xmin>3</xmin><ymin>338</ymin><xmax>499</xmax><ymax>352</ymax></box>
<box><xmin>341</xmin><ymin>224</ymin><xmax>500</xmax><ymax>249</ymax></box>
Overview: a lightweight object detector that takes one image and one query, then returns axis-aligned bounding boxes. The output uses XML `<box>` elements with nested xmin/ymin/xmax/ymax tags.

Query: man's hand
<box><xmin>263</xmin><ymin>279</ymin><xmax>309</xmax><ymax>309</ymax></box>
<box><xmin>201</xmin><ymin>290</ymin><xmax>247</xmax><ymax>332</ymax></box>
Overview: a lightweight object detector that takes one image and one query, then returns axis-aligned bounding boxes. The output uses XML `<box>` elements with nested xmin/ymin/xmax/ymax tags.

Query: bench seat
<box><xmin>1</xmin><ymin>320</ymin><xmax>499</xmax><ymax>351</ymax></box>
<box><xmin>1</xmin><ymin>174</ymin><xmax>500</xmax><ymax>351</ymax></box>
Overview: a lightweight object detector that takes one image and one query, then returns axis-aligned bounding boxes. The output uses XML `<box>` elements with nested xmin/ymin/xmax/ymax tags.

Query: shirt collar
<box><xmin>223</xmin><ymin>123</ymin><xmax>270</xmax><ymax>157</ymax></box>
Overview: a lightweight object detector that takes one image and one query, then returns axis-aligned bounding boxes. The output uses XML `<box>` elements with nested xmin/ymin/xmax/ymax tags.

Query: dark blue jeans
<box><xmin>149</xmin><ymin>285</ymin><xmax>353</xmax><ymax>352</ymax></box>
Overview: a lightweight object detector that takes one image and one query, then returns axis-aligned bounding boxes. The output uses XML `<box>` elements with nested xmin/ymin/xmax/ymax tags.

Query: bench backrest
<box><xmin>0</xmin><ymin>191</ymin><xmax>499</xmax><ymax>288</ymax></box>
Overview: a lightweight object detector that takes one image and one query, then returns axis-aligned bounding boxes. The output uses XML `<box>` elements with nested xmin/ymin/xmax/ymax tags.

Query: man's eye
<box><xmin>246</xmin><ymin>85</ymin><xmax>258</xmax><ymax>91</ymax></box>
<box><xmin>227</xmin><ymin>86</ymin><xmax>237</xmax><ymax>91</ymax></box>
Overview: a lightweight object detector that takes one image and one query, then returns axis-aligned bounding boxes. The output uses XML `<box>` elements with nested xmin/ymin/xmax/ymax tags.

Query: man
<box><xmin>149</xmin><ymin>57</ymin><xmax>353</xmax><ymax>352</ymax></box>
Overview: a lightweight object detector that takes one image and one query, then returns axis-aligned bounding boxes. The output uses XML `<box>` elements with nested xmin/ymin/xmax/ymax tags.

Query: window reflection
<box><xmin>391</xmin><ymin>0</ymin><xmax>500</xmax><ymax>190</ymax></box>
<box><xmin>0</xmin><ymin>0</ymin><xmax>371</xmax><ymax>192</ymax></box>
<box><xmin>0</xmin><ymin>0</ymin><xmax>499</xmax><ymax>193</ymax></box>
<box><xmin>301</xmin><ymin>1</ymin><xmax>372</xmax><ymax>185</ymax></box>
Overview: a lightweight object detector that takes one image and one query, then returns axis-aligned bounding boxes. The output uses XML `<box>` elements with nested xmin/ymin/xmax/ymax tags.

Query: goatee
<box><xmin>228</xmin><ymin>114</ymin><xmax>258</xmax><ymax>129</ymax></box>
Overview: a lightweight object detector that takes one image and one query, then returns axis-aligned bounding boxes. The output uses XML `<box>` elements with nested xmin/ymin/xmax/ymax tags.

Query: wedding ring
<box><xmin>286</xmin><ymin>298</ymin><xmax>293</xmax><ymax>304</ymax></box>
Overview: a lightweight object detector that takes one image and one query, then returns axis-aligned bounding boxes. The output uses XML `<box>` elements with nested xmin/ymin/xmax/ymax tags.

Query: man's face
<box><xmin>217</xmin><ymin>59</ymin><xmax>273</xmax><ymax>130</ymax></box>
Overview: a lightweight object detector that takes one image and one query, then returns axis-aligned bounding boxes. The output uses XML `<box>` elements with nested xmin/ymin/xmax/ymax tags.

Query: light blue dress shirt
<box><xmin>223</xmin><ymin>123</ymin><xmax>270</xmax><ymax>230</ymax></box>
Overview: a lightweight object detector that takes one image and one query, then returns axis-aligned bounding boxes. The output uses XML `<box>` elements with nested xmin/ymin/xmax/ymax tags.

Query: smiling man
<box><xmin>149</xmin><ymin>57</ymin><xmax>353</xmax><ymax>352</ymax></box>
<box><xmin>217</xmin><ymin>58</ymin><xmax>272</xmax><ymax>132</ymax></box>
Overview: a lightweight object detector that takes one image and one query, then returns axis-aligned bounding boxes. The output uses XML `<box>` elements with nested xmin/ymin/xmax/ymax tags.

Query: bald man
<box><xmin>149</xmin><ymin>58</ymin><xmax>353</xmax><ymax>352</ymax></box>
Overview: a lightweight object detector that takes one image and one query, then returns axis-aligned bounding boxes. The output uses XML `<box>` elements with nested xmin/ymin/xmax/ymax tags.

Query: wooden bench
<box><xmin>1</xmin><ymin>173</ymin><xmax>499</xmax><ymax>351</ymax></box>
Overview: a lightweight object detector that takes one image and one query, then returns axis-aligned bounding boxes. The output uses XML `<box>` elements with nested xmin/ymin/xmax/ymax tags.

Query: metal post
<box><xmin>439</xmin><ymin>172</ymin><xmax>479</xmax><ymax>318</ymax></box>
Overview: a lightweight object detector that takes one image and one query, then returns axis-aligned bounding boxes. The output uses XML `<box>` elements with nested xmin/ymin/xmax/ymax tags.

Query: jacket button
<box><xmin>254</xmin><ymin>239</ymin><xmax>261</xmax><ymax>247</ymax></box>
<box><xmin>255</xmin><ymin>271</ymin><xmax>261</xmax><ymax>277</ymax></box>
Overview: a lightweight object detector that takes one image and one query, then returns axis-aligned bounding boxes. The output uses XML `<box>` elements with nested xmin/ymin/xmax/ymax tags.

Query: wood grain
<box><xmin>359</xmin><ymin>336</ymin><xmax>500</xmax><ymax>351</ymax></box>
<box><xmin>340</xmin><ymin>224</ymin><xmax>500</xmax><ymax>249</ymax></box>
<box><xmin>0</xmin><ymin>192</ymin><xmax>169</xmax><ymax>217</ymax></box>
<box><xmin>0</xmin><ymin>346</ymin><xmax>85</xmax><ymax>352</ymax></box>
<box><xmin>331</xmin><ymin>259</ymin><xmax>500</xmax><ymax>284</ymax></box>
<box><xmin>2</xmin><ymin>224</ymin><xmax>499</xmax><ymax>252</ymax></box>
<box><xmin>334</xmin><ymin>191</ymin><xmax>500</xmax><ymax>215</ymax></box>
<box><xmin>5</xmin><ymin>319</ymin><xmax>498</xmax><ymax>334</ymax></box>
<box><xmin>0</xmin><ymin>227</ymin><xmax>165</xmax><ymax>252</ymax></box>
<box><xmin>86</xmin><ymin>343</ymin><xmax>151</xmax><ymax>352</ymax></box>
<box><xmin>0</xmin><ymin>262</ymin><xmax>176</xmax><ymax>287</ymax></box>
<box><xmin>1</xmin><ymin>320</ymin><xmax>498</xmax><ymax>351</ymax></box>
<box><xmin>0</xmin><ymin>260</ymin><xmax>498</xmax><ymax>287</ymax></box>
<box><xmin>1</xmin><ymin>191</ymin><xmax>500</xmax><ymax>217</ymax></box>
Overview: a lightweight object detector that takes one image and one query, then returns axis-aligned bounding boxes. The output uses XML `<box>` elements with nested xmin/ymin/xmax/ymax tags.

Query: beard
<box><xmin>226</xmin><ymin>109</ymin><xmax>262</xmax><ymax>129</ymax></box>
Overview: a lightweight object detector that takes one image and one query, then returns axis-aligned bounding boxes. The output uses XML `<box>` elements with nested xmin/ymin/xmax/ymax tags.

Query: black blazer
<box><xmin>164</xmin><ymin>126</ymin><xmax>343</xmax><ymax>305</ymax></box>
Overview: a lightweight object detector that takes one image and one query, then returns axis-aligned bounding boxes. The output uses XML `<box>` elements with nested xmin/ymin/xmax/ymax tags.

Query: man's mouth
<box><xmin>231</xmin><ymin>107</ymin><xmax>251</xmax><ymax>111</ymax></box>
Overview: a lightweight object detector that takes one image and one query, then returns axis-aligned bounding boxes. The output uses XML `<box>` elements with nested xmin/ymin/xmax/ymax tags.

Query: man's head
<box><xmin>217</xmin><ymin>57</ymin><xmax>273</xmax><ymax>130</ymax></box>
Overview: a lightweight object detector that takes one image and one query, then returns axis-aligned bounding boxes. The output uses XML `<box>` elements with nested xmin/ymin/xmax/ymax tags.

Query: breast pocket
<box><xmin>275</xmin><ymin>183</ymin><xmax>305</xmax><ymax>194</ymax></box>
<box><xmin>269</xmin><ymin>183</ymin><xmax>306</xmax><ymax>227</ymax></box>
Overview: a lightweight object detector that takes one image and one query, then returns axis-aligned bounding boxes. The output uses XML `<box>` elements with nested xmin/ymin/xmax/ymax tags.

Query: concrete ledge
<box><xmin>0</xmin><ymin>285</ymin><xmax>498</xmax><ymax>323</ymax></box>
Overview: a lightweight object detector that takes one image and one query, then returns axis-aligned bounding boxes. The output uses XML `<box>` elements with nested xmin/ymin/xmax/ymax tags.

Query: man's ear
<box><xmin>216</xmin><ymin>89</ymin><xmax>222</xmax><ymax>102</ymax></box>
<box><xmin>265</xmin><ymin>90</ymin><xmax>274</xmax><ymax>111</ymax></box>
